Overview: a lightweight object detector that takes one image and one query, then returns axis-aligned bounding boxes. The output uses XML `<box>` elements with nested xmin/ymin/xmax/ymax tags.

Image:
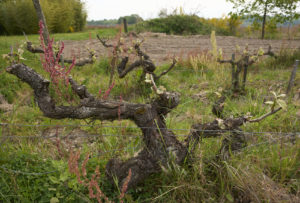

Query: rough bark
<box><xmin>242</xmin><ymin>55</ymin><xmax>249</xmax><ymax>91</ymax></box>
<box><xmin>6</xmin><ymin>63</ymin><xmax>281</xmax><ymax>189</ymax></box>
<box><xmin>32</xmin><ymin>0</ymin><xmax>49</xmax><ymax>45</ymax></box>
<box><xmin>26</xmin><ymin>42</ymin><xmax>44</xmax><ymax>53</ymax></box>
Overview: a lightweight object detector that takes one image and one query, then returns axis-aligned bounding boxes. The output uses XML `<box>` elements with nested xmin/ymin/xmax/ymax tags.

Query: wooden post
<box><xmin>123</xmin><ymin>18</ymin><xmax>128</xmax><ymax>33</ymax></box>
<box><xmin>32</xmin><ymin>0</ymin><xmax>49</xmax><ymax>45</ymax></box>
<box><xmin>286</xmin><ymin>60</ymin><xmax>299</xmax><ymax>95</ymax></box>
<box><xmin>261</xmin><ymin>2</ymin><xmax>268</xmax><ymax>39</ymax></box>
<box><xmin>242</xmin><ymin>55</ymin><xmax>249</xmax><ymax>91</ymax></box>
<box><xmin>231</xmin><ymin>53</ymin><xmax>236</xmax><ymax>89</ymax></box>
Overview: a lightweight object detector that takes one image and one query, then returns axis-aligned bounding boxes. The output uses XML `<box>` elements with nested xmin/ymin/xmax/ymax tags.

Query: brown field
<box><xmin>62</xmin><ymin>32</ymin><xmax>300</xmax><ymax>65</ymax></box>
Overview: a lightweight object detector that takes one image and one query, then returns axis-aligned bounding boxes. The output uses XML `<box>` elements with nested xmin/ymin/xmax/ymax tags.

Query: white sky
<box><xmin>84</xmin><ymin>0</ymin><xmax>235</xmax><ymax>20</ymax></box>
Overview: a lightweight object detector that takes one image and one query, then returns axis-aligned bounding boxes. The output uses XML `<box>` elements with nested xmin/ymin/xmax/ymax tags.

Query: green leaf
<box><xmin>50</xmin><ymin>197</ymin><xmax>59</xmax><ymax>203</ymax></box>
<box><xmin>226</xmin><ymin>193</ymin><xmax>234</xmax><ymax>202</ymax></box>
<box><xmin>59</xmin><ymin>171</ymin><xmax>69</xmax><ymax>182</ymax></box>
<box><xmin>49</xmin><ymin>176</ymin><xmax>59</xmax><ymax>184</ymax></box>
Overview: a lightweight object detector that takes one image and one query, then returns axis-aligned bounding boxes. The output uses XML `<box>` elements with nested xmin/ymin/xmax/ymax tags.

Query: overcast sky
<box><xmin>84</xmin><ymin>0</ymin><xmax>235</xmax><ymax>20</ymax></box>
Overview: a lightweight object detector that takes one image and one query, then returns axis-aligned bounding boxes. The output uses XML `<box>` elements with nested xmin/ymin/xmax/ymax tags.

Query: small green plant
<box><xmin>2</xmin><ymin>44</ymin><xmax>26</xmax><ymax>64</ymax></box>
<box><xmin>265</xmin><ymin>91</ymin><xmax>287</xmax><ymax>111</ymax></box>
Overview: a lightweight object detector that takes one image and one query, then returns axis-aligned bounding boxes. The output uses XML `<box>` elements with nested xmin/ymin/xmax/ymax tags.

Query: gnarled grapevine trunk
<box><xmin>6</xmin><ymin>63</ymin><xmax>280</xmax><ymax>189</ymax></box>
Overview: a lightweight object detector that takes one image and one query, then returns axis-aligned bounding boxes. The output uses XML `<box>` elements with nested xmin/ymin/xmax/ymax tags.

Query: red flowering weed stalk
<box><xmin>39</xmin><ymin>21</ymin><xmax>75</xmax><ymax>101</ymax></box>
<box><xmin>68</xmin><ymin>150</ymin><xmax>132</xmax><ymax>203</ymax></box>
<box><xmin>98</xmin><ymin>81</ymin><xmax>115</xmax><ymax>100</ymax></box>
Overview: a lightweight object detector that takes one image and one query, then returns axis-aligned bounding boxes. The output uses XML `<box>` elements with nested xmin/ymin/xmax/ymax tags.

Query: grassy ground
<box><xmin>0</xmin><ymin>28</ymin><xmax>300</xmax><ymax>202</ymax></box>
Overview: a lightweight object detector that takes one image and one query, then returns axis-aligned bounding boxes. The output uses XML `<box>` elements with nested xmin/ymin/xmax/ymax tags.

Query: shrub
<box><xmin>133</xmin><ymin>14</ymin><xmax>242</xmax><ymax>36</ymax></box>
<box><xmin>134</xmin><ymin>15</ymin><xmax>211</xmax><ymax>35</ymax></box>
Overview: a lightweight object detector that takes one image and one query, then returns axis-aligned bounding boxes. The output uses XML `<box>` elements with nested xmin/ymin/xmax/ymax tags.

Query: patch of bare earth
<box><xmin>62</xmin><ymin>33</ymin><xmax>300</xmax><ymax>65</ymax></box>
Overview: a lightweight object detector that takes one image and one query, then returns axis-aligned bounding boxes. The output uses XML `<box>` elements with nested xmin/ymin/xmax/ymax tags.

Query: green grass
<box><xmin>0</xmin><ymin>29</ymin><xmax>300</xmax><ymax>202</ymax></box>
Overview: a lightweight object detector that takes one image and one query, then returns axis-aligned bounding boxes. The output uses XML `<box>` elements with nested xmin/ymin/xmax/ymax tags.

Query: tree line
<box><xmin>87</xmin><ymin>14</ymin><xmax>143</xmax><ymax>26</ymax></box>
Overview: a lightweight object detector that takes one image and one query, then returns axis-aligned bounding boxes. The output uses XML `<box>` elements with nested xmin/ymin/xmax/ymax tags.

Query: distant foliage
<box><xmin>0</xmin><ymin>0</ymin><xmax>87</xmax><ymax>35</ymax></box>
<box><xmin>88</xmin><ymin>19</ymin><xmax>118</xmax><ymax>26</ymax></box>
<box><xmin>204</xmin><ymin>15</ymin><xmax>242</xmax><ymax>36</ymax></box>
<box><xmin>87</xmin><ymin>14</ymin><xmax>143</xmax><ymax>27</ymax></box>
<box><xmin>228</xmin><ymin>0</ymin><xmax>300</xmax><ymax>39</ymax></box>
<box><xmin>117</xmin><ymin>14</ymin><xmax>143</xmax><ymax>24</ymax></box>
<box><xmin>134</xmin><ymin>15</ymin><xmax>211</xmax><ymax>35</ymax></box>
<box><xmin>133</xmin><ymin>12</ymin><xmax>242</xmax><ymax>36</ymax></box>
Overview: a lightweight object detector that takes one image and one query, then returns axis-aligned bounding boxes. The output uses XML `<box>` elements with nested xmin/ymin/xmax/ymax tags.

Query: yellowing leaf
<box><xmin>2</xmin><ymin>54</ymin><xmax>9</xmax><ymax>59</ymax></box>
<box><xmin>216</xmin><ymin>118</ymin><xmax>226</xmax><ymax>129</ymax></box>
<box><xmin>265</xmin><ymin>101</ymin><xmax>274</xmax><ymax>105</ymax></box>
<box><xmin>156</xmin><ymin>89</ymin><xmax>164</xmax><ymax>95</ymax></box>
<box><xmin>145</xmin><ymin>73</ymin><xmax>152</xmax><ymax>84</ymax></box>
<box><xmin>277</xmin><ymin>99</ymin><xmax>287</xmax><ymax>110</ymax></box>
<box><xmin>271</xmin><ymin>91</ymin><xmax>277</xmax><ymax>97</ymax></box>
<box><xmin>277</xmin><ymin>94</ymin><xmax>286</xmax><ymax>98</ymax></box>
<box><xmin>258</xmin><ymin>47</ymin><xmax>264</xmax><ymax>56</ymax></box>
<box><xmin>156</xmin><ymin>86</ymin><xmax>166</xmax><ymax>95</ymax></box>
<box><xmin>215</xmin><ymin>92</ymin><xmax>222</xmax><ymax>97</ymax></box>
<box><xmin>158</xmin><ymin>86</ymin><xmax>166</xmax><ymax>92</ymax></box>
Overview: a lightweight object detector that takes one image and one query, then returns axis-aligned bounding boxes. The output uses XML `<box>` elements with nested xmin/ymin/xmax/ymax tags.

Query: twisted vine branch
<box><xmin>6</xmin><ymin>63</ymin><xmax>281</xmax><ymax>189</ymax></box>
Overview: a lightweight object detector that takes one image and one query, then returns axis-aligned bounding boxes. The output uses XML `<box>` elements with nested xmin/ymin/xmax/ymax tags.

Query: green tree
<box><xmin>227</xmin><ymin>14</ymin><xmax>242</xmax><ymax>36</ymax></box>
<box><xmin>0</xmin><ymin>0</ymin><xmax>86</xmax><ymax>35</ymax></box>
<box><xmin>227</xmin><ymin>0</ymin><xmax>300</xmax><ymax>39</ymax></box>
<box><xmin>117</xmin><ymin>14</ymin><xmax>143</xmax><ymax>25</ymax></box>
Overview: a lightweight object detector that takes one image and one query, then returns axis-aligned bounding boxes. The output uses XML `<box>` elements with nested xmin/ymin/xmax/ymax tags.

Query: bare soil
<box><xmin>62</xmin><ymin>32</ymin><xmax>300</xmax><ymax>65</ymax></box>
